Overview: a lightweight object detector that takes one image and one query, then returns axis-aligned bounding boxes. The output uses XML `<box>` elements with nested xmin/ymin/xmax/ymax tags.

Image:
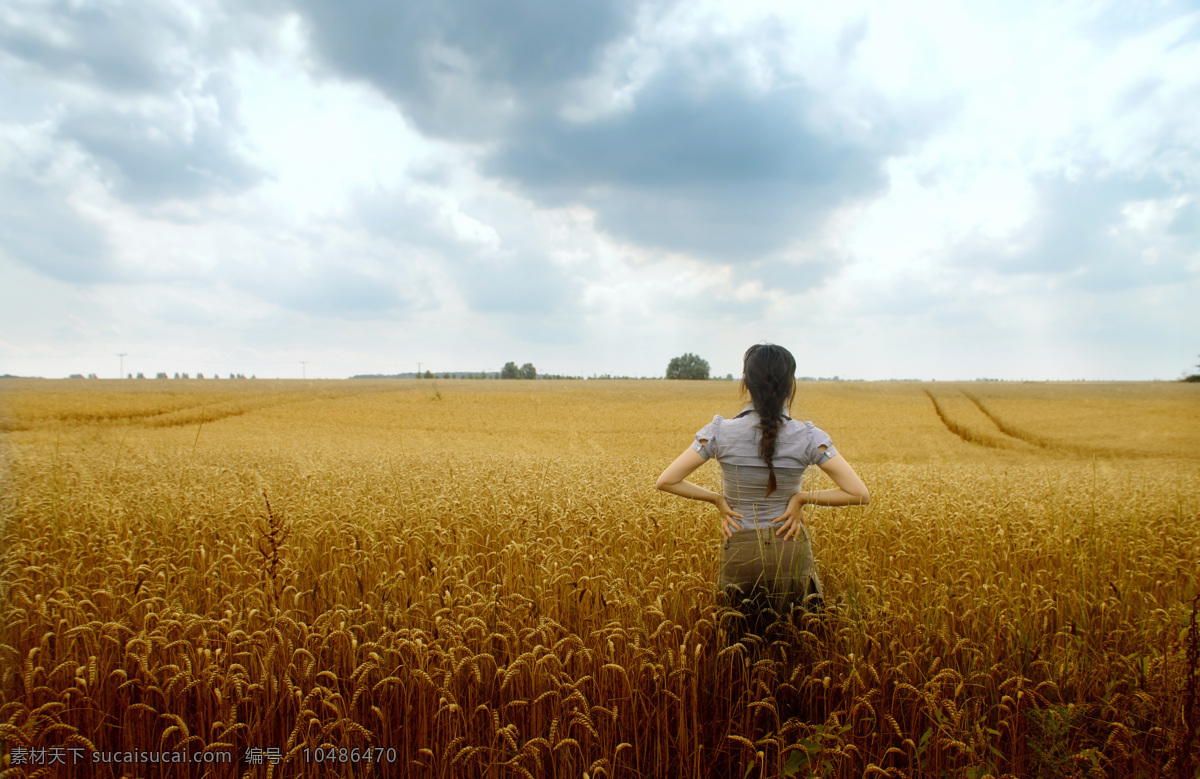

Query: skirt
<box><xmin>717</xmin><ymin>526</ymin><xmax>824</xmax><ymax>620</ymax></box>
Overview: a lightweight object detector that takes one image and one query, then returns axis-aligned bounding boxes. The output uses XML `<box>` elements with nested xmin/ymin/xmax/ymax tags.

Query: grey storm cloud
<box><xmin>290</xmin><ymin>2</ymin><xmax>937</xmax><ymax>262</ymax></box>
<box><xmin>292</xmin><ymin>0</ymin><xmax>639</xmax><ymax>139</ymax></box>
<box><xmin>58</xmin><ymin>102</ymin><xmax>261</xmax><ymax>204</ymax></box>
<box><xmin>0</xmin><ymin>0</ymin><xmax>277</xmax><ymax>92</ymax></box>
<box><xmin>0</xmin><ymin>0</ymin><xmax>190</xmax><ymax>92</ymax></box>
<box><xmin>484</xmin><ymin>55</ymin><xmax>905</xmax><ymax>259</ymax></box>
<box><xmin>953</xmin><ymin>169</ymin><xmax>1198</xmax><ymax>291</ymax></box>
<box><xmin>3</xmin><ymin>0</ymin><xmax>264</xmax><ymax>205</ymax></box>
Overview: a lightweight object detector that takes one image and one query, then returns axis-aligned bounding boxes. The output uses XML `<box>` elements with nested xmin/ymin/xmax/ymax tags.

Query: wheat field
<box><xmin>1</xmin><ymin>378</ymin><xmax>1197</xmax><ymax>778</ymax></box>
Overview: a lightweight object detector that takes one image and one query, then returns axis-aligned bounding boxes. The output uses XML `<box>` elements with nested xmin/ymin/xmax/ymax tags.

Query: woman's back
<box><xmin>656</xmin><ymin>343</ymin><xmax>870</xmax><ymax>628</ymax></box>
<box><xmin>692</xmin><ymin>406</ymin><xmax>838</xmax><ymax>531</ymax></box>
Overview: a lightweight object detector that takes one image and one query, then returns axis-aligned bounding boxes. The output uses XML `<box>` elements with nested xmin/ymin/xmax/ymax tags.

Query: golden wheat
<box><xmin>0</xmin><ymin>378</ymin><xmax>1197</xmax><ymax>777</ymax></box>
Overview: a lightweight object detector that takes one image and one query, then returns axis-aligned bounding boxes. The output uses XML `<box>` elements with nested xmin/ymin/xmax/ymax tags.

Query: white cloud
<box><xmin>0</xmin><ymin>0</ymin><xmax>1197</xmax><ymax>379</ymax></box>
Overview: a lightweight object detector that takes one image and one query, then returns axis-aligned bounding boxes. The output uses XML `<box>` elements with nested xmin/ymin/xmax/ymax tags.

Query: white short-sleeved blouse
<box><xmin>691</xmin><ymin>405</ymin><xmax>837</xmax><ymax>531</ymax></box>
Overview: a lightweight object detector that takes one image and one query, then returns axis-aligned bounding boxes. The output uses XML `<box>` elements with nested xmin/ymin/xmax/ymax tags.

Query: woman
<box><xmin>655</xmin><ymin>344</ymin><xmax>870</xmax><ymax>629</ymax></box>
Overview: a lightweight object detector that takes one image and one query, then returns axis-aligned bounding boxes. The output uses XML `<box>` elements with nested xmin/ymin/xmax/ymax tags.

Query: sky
<box><xmin>1</xmin><ymin>0</ymin><xmax>1198</xmax><ymax>381</ymax></box>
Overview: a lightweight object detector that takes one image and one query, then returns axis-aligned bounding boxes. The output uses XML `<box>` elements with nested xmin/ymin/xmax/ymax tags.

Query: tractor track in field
<box><xmin>924</xmin><ymin>390</ymin><xmax>1019</xmax><ymax>450</ymax></box>
<box><xmin>1</xmin><ymin>389</ymin><xmax>378</xmax><ymax>433</ymax></box>
<box><xmin>928</xmin><ymin>389</ymin><xmax>1164</xmax><ymax>459</ymax></box>
<box><xmin>924</xmin><ymin>389</ymin><xmax>1050</xmax><ymax>452</ymax></box>
<box><xmin>959</xmin><ymin>391</ymin><xmax>1060</xmax><ymax>450</ymax></box>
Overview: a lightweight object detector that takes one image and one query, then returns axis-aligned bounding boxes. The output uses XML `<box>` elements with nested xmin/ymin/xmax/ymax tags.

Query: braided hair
<box><xmin>741</xmin><ymin>344</ymin><xmax>797</xmax><ymax>497</ymax></box>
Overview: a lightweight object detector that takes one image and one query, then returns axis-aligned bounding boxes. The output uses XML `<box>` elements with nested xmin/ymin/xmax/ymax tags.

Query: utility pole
<box><xmin>300</xmin><ymin>361</ymin><xmax>309</xmax><ymax>380</ymax></box>
<box><xmin>117</xmin><ymin>353</ymin><xmax>127</xmax><ymax>379</ymax></box>
<box><xmin>417</xmin><ymin>362</ymin><xmax>422</xmax><ymax>378</ymax></box>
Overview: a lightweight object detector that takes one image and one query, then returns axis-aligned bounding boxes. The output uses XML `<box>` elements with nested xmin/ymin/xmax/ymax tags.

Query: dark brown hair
<box><xmin>741</xmin><ymin>343</ymin><xmax>797</xmax><ymax>496</ymax></box>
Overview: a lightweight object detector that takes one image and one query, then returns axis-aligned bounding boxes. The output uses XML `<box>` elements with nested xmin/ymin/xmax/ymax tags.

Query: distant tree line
<box><xmin>70</xmin><ymin>372</ymin><xmax>254</xmax><ymax>379</ymax></box>
<box><xmin>354</xmin><ymin>371</ymin><xmax>492</xmax><ymax>379</ymax></box>
<box><xmin>350</xmin><ymin>368</ymin><xmax>584</xmax><ymax>380</ymax></box>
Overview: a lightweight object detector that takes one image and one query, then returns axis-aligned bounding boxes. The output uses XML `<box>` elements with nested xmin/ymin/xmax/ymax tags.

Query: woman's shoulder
<box><xmin>692</xmin><ymin>414</ymin><xmax>727</xmax><ymax>459</ymax></box>
<box><xmin>781</xmin><ymin>417</ymin><xmax>833</xmax><ymax>442</ymax></box>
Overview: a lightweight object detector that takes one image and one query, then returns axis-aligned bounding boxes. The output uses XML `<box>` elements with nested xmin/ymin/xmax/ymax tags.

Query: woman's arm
<box><xmin>656</xmin><ymin>447</ymin><xmax>744</xmax><ymax>538</ymax></box>
<box><xmin>771</xmin><ymin>454</ymin><xmax>869</xmax><ymax>539</ymax></box>
<box><xmin>655</xmin><ymin>447</ymin><xmax>719</xmax><ymax>501</ymax></box>
<box><xmin>797</xmin><ymin>454</ymin><xmax>870</xmax><ymax>506</ymax></box>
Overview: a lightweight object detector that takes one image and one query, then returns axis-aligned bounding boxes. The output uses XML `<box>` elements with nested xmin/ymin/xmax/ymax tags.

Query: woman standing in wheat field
<box><xmin>656</xmin><ymin>343</ymin><xmax>871</xmax><ymax>638</ymax></box>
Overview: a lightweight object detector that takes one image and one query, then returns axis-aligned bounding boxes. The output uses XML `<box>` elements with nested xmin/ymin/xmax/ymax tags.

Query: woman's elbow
<box><xmin>857</xmin><ymin>489</ymin><xmax>871</xmax><ymax>506</ymax></box>
<box><xmin>656</xmin><ymin>472</ymin><xmax>682</xmax><ymax>491</ymax></box>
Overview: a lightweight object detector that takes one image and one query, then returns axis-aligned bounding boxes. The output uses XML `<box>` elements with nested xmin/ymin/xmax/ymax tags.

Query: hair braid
<box><xmin>758</xmin><ymin>409</ymin><xmax>783</xmax><ymax>495</ymax></box>
<box><xmin>742</xmin><ymin>344</ymin><xmax>798</xmax><ymax>497</ymax></box>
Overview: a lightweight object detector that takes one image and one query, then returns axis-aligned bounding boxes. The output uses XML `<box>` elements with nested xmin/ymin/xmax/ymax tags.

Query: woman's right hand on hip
<box><xmin>715</xmin><ymin>496</ymin><xmax>744</xmax><ymax>538</ymax></box>
<box><xmin>771</xmin><ymin>493</ymin><xmax>808</xmax><ymax>541</ymax></box>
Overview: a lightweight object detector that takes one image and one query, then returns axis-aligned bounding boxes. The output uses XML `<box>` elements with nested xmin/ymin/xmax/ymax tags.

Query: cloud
<box><xmin>457</xmin><ymin>254</ymin><xmax>580</xmax><ymax>316</ymax></box>
<box><xmin>58</xmin><ymin>102</ymin><xmax>261</xmax><ymax>204</ymax></box>
<box><xmin>0</xmin><ymin>0</ymin><xmax>189</xmax><ymax>92</ymax></box>
<box><xmin>489</xmin><ymin>41</ymin><xmax>938</xmax><ymax>261</ymax></box>
<box><xmin>949</xmin><ymin>167</ymin><xmax>1197</xmax><ymax>291</ymax></box>
<box><xmin>1168</xmin><ymin>196</ymin><xmax>1200</xmax><ymax>237</ymax></box>
<box><xmin>291</xmin><ymin>3</ymin><xmax>947</xmax><ymax>262</ymax></box>
<box><xmin>1081</xmin><ymin>0</ymin><xmax>1200</xmax><ymax>46</ymax></box>
<box><xmin>270</xmin><ymin>265</ymin><xmax>417</xmax><ymax>318</ymax></box>
<box><xmin>0</xmin><ymin>182</ymin><xmax>109</xmax><ymax>282</ymax></box>
<box><xmin>0</xmin><ymin>127</ymin><xmax>112</xmax><ymax>282</ymax></box>
<box><xmin>3</xmin><ymin>0</ymin><xmax>1198</xmax><ymax>380</ymax></box>
<box><xmin>486</xmin><ymin>73</ymin><xmax>853</xmax><ymax>254</ymax></box>
<box><xmin>291</xmin><ymin>0</ymin><xmax>640</xmax><ymax>139</ymax></box>
<box><xmin>836</xmin><ymin>17</ymin><xmax>870</xmax><ymax>66</ymax></box>
<box><xmin>355</xmin><ymin>189</ymin><xmax>492</xmax><ymax>256</ymax></box>
<box><xmin>352</xmin><ymin>182</ymin><xmax>585</xmax><ymax>320</ymax></box>
<box><xmin>3</xmin><ymin>0</ymin><xmax>265</xmax><ymax>205</ymax></box>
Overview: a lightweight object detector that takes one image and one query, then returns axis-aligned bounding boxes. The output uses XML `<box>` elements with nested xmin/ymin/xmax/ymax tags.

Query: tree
<box><xmin>501</xmin><ymin>361</ymin><xmax>520</xmax><ymax>379</ymax></box>
<box><xmin>520</xmin><ymin>363</ymin><xmax>537</xmax><ymax>380</ymax></box>
<box><xmin>666</xmin><ymin>353</ymin><xmax>710</xmax><ymax>380</ymax></box>
<box><xmin>1187</xmin><ymin>353</ymin><xmax>1200</xmax><ymax>382</ymax></box>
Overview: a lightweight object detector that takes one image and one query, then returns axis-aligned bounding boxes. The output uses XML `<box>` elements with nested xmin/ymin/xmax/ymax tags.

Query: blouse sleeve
<box><xmin>691</xmin><ymin>415</ymin><xmax>724</xmax><ymax>461</ymax></box>
<box><xmin>805</xmin><ymin>425</ymin><xmax>838</xmax><ymax>466</ymax></box>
